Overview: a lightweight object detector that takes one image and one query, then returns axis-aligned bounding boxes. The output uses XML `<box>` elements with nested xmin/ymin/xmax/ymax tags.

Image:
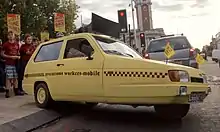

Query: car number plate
<box><xmin>188</xmin><ymin>92</ymin><xmax>206</xmax><ymax>103</ymax></box>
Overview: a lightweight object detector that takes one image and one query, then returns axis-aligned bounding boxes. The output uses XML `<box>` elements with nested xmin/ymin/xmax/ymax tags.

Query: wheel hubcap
<box><xmin>37</xmin><ymin>88</ymin><xmax>46</xmax><ymax>104</ymax></box>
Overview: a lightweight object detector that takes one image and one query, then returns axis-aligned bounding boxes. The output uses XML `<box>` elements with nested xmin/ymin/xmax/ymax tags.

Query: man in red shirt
<box><xmin>2</xmin><ymin>31</ymin><xmax>23</xmax><ymax>98</ymax></box>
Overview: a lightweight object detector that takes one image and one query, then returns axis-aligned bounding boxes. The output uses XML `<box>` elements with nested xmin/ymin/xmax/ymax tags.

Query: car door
<box><xmin>30</xmin><ymin>40</ymin><xmax>64</xmax><ymax>96</ymax></box>
<box><xmin>57</xmin><ymin>35</ymin><xmax>104</xmax><ymax>101</ymax></box>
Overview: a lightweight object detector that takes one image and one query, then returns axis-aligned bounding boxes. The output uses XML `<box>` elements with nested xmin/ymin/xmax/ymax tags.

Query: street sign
<box><xmin>196</xmin><ymin>54</ymin><xmax>205</xmax><ymax>64</ymax></box>
<box><xmin>164</xmin><ymin>42</ymin><xmax>175</xmax><ymax>59</ymax></box>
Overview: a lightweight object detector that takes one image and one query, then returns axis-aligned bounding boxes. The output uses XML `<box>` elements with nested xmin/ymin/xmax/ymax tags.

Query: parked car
<box><xmin>212</xmin><ymin>49</ymin><xmax>220</xmax><ymax>63</ymax></box>
<box><xmin>23</xmin><ymin>33</ymin><xmax>210</xmax><ymax>120</ymax></box>
<box><xmin>145</xmin><ymin>35</ymin><xmax>198</xmax><ymax>68</ymax></box>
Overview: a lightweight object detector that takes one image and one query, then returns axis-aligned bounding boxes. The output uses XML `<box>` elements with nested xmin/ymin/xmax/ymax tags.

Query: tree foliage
<box><xmin>0</xmin><ymin>0</ymin><xmax>79</xmax><ymax>41</ymax></box>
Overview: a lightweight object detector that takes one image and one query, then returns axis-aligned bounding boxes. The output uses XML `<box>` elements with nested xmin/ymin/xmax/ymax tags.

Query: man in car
<box><xmin>66</xmin><ymin>48</ymin><xmax>86</xmax><ymax>58</ymax></box>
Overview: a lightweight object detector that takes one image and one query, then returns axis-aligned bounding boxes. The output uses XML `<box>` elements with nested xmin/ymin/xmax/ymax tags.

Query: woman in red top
<box><xmin>18</xmin><ymin>34</ymin><xmax>35</xmax><ymax>94</ymax></box>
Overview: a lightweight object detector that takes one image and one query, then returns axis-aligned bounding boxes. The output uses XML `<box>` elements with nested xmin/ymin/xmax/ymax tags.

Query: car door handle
<box><xmin>57</xmin><ymin>64</ymin><xmax>64</xmax><ymax>66</ymax></box>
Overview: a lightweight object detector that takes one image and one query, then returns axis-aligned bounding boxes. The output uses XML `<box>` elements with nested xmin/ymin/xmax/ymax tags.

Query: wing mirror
<box><xmin>81</xmin><ymin>45</ymin><xmax>93</xmax><ymax>60</ymax></box>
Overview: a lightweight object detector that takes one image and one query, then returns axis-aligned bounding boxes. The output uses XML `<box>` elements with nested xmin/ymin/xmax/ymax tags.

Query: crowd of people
<box><xmin>0</xmin><ymin>31</ymin><xmax>39</xmax><ymax>98</ymax></box>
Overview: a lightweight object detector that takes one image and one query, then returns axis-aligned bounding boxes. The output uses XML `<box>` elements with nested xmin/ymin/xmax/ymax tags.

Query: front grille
<box><xmin>191</xmin><ymin>77</ymin><xmax>203</xmax><ymax>83</ymax></box>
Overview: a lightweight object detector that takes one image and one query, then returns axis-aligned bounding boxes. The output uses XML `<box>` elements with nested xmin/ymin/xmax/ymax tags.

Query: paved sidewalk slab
<box><xmin>0</xmin><ymin>94</ymin><xmax>61</xmax><ymax>132</ymax></box>
<box><xmin>0</xmin><ymin>94</ymin><xmax>41</xmax><ymax>125</ymax></box>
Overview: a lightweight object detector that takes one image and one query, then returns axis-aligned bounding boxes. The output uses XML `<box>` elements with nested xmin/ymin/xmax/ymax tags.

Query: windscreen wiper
<box><xmin>104</xmin><ymin>50</ymin><xmax>125</xmax><ymax>56</ymax></box>
<box><xmin>104</xmin><ymin>50</ymin><xmax>133</xmax><ymax>57</ymax></box>
<box><xmin>125</xmin><ymin>53</ymin><xmax>133</xmax><ymax>57</ymax></box>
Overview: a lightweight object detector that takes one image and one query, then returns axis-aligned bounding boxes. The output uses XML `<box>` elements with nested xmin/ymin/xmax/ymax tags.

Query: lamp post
<box><xmin>130</xmin><ymin>0</ymin><xmax>138</xmax><ymax>48</ymax></box>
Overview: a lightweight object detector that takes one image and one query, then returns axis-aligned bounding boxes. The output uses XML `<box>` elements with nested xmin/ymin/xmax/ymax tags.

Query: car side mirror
<box><xmin>81</xmin><ymin>45</ymin><xmax>93</xmax><ymax>60</ymax></box>
<box><xmin>87</xmin><ymin>52</ymin><xmax>93</xmax><ymax>60</ymax></box>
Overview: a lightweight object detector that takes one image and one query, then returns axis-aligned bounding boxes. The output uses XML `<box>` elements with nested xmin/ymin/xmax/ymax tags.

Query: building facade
<box><xmin>215</xmin><ymin>32</ymin><xmax>220</xmax><ymax>49</ymax></box>
<box><xmin>134</xmin><ymin>0</ymin><xmax>153</xmax><ymax>31</ymax></box>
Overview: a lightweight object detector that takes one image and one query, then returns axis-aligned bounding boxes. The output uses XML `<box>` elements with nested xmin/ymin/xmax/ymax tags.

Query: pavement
<box><xmin>0</xmin><ymin>57</ymin><xmax>218</xmax><ymax>132</ymax></box>
<box><xmin>0</xmin><ymin>95</ymin><xmax>40</xmax><ymax>125</ymax></box>
<box><xmin>0</xmin><ymin>95</ymin><xmax>61</xmax><ymax>132</ymax></box>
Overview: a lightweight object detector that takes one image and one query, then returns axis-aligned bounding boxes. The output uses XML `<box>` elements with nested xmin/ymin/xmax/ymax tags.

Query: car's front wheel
<box><xmin>85</xmin><ymin>102</ymin><xmax>98</xmax><ymax>108</ymax></box>
<box><xmin>154</xmin><ymin>104</ymin><xmax>190</xmax><ymax>120</ymax></box>
<box><xmin>34</xmin><ymin>83</ymin><xmax>53</xmax><ymax>108</ymax></box>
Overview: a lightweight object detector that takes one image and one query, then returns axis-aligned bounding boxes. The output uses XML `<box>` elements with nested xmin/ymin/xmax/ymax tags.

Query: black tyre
<box><xmin>154</xmin><ymin>104</ymin><xmax>190</xmax><ymax>120</ymax></box>
<box><xmin>34</xmin><ymin>83</ymin><xmax>53</xmax><ymax>108</ymax></box>
<box><xmin>85</xmin><ymin>102</ymin><xmax>98</xmax><ymax>108</ymax></box>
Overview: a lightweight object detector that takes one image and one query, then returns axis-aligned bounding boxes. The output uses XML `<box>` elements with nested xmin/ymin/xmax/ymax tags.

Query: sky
<box><xmin>75</xmin><ymin>0</ymin><xmax>220</xmax><ymax>49</ymax></box>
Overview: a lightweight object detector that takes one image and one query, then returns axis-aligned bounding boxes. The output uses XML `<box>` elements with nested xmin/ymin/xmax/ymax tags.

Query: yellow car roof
<box><xmin>40</xmin><ymin>33</ymin><xmax>116</xmax><ymax>46</ymax></box>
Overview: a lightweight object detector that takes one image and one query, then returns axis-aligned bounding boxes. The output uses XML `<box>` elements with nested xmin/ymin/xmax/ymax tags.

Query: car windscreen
<box><xmin>93</xmin><ymin>35</ymin><xmax>142</xmax><ymax>59</ymax></box>
<box><xmin>147</xmin><ymin>37</ymin><xmax>191</xmax><ymax>53</ymax></box>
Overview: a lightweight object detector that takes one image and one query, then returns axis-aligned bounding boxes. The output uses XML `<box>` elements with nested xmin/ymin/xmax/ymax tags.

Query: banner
<box><xmin>40</xmin><ymin>32</ymin><xmax>49</xmax><ymax>42</ymax></box>
<box><xmin>54</xmin><ymin>13</ymin><xmax>65</xmax><ymax>32</ymax></box>
<box><xmin>7</xmin><ymin>14</ymin><xmax>21</xmax><ymax>35</ymax></box>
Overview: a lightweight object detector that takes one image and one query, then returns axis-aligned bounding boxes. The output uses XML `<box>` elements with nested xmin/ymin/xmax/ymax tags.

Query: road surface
<box><xmin>33</xmin><ymin>59</ymin><xmax>220</xmax><ymax>132</ymax></box>
<box><xmin>200</xmin><ymin>58</ymin><xmax>220</xmax><ymax>77</ymax></box>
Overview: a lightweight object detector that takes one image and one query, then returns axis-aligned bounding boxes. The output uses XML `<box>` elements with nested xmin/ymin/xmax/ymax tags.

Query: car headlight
<box><xmin>168</xmin><ymin>70</ymin><xmax>189</xmax><ymax>82</ymax></box>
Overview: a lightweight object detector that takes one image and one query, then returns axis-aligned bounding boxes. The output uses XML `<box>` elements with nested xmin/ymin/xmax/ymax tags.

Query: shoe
<box><xmin>20</xmin><ymin>90</ymin><xmax>28</xmax><ymax>95</ymax></box>
<box><xmin>5</xmin><ymin>89</ymin><xmax>10</xmax><ymax>98</ymax></box>
<box><xmin>0</xmin><ymin>87</ymin><xmax>5</xmax><ymax>93</ymax></box>
<box><xmin>14</xmin><ymin>89</ymin><xmax>24</xmax><ymax>96</ymax></box>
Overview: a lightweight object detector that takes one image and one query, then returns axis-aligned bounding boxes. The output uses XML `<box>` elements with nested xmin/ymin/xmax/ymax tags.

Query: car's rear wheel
<box><xmin>154</xmin><ymin>104</ymin><xmax>190</xmax><ymax>120</ymax></box>
<box><xmin>34</xmin><ymin>83</ymin><xmax>53</xmax><ymax>108</ymax></box>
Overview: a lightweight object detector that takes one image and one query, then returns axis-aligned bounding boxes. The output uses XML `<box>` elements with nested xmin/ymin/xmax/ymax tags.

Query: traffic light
<box><xmin>140</xmin><ymin>33</ymin><xmax>146</xmax><ymax>47</ymax></box>
<box><xmin>118</xmin><ymin>9</ymin><xmax>128</xmax><ymax>33</ymax></box>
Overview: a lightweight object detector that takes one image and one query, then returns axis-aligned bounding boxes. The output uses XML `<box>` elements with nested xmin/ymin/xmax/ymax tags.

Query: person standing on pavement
<box><xmin>0</xmin><ymin>39</ymin><xmax>6</xmax><ymax>91</ymax></box>
<box><xmin>56</xmin><ymin>32</ymin><xmax>64</xmax><ymax>38</ymax></box>
<box><xmin>32</xmin><ymin>37</ymin><xmax>39</xmax><ymax>48</ymax></box>
<box><xmin>18</xmin><ymin>34</ymin><xmax>35</xmax><ymax>94</ymax></box>
<box><xmin>2</xmin><ymin>31</ymin><xmax>23</xmax><ymax>98</ymax></box>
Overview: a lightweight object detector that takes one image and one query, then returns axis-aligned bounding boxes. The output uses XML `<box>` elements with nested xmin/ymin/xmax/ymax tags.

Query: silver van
<box><xmin>145</xmin><ymin>35</ymin><xmax>198</xmax><ymax>68</ymax></box>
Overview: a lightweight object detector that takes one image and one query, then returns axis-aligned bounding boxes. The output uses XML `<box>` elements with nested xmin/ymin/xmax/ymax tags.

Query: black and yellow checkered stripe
<box><xmin>104</xmin><ymin>71</ymin><xmax>168</xmax><ymax>78</ymax></box>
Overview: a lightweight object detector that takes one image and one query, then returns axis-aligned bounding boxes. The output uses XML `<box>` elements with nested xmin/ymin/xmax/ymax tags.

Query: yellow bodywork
<box><xmin>23</xmin><ymin>33</ymin><xmax>209</xmax><ymax>105</ymax></box>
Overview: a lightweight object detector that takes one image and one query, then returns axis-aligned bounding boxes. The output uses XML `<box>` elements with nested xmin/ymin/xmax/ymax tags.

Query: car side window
<box><xmin>34</xmin><ymin>41</ymin><xmax>63</xmax><ymax>62</ymax></box>
<box><xmin>64</xmin><ymin>38</ymin><xmax>94</xmax><ymax>59</ymax></box>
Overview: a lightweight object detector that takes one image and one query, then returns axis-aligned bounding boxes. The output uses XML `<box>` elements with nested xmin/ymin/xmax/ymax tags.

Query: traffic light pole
<box><xmin>123</xmin><ymin>34</ymin><xmax>126</xmax><ymax>43</ymax></box>
<box><xmin>131</xmin><ymin>0</ymin><xmax>138</xmax><ymax>49</ymax></box>
<box><xmin>128</xmin><ymin>24</ymin><xmax>131</xmax><ymax>46</ymax></box>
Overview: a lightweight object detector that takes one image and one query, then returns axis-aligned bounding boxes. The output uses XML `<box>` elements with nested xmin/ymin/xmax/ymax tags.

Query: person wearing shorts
<box><xmin>2</xmin><ymin>31</ymin><xmax>23</xmax><ymax>98</ymax></box>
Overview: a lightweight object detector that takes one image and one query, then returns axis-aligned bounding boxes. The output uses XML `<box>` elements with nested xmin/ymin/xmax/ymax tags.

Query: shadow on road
<box><xmin>40</xmin><ymin>102</ymin><xmax>204</xmax><ymax>132</ymax></box>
